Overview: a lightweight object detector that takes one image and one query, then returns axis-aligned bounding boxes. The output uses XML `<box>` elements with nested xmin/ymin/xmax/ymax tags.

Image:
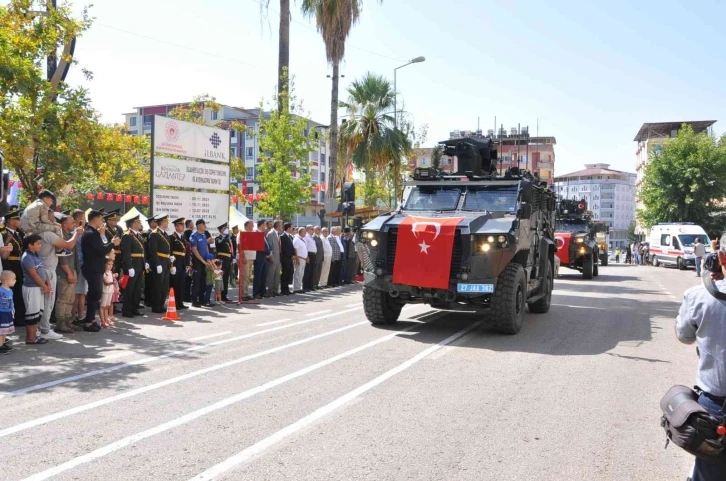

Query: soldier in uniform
<box><xmin>148</xmin><ymin>214</ymin><xmax>171</xmax><ymax>313</ymax></box>
<box><xmin>230</xmin><ymin>225</ymin><xmax>240</xmax><ymax>287</ymax></box>
<box><xmin>121</xmin><ymin>215</ymin><xmax>146</xmax><ymax>318</ymax></box>
<box><xmin>143</xmin><ymin>215</ymin><xmax>158</xmax><ymax>307</ymax></box>
<box><xmin>169</xmin><ymin>217</ymin><xmax>188</xmax><ymax>310</ymax></box>
<box><xmin>215</xmin><ymin>222</ymin><xmax>233</xmax><ymax>302</ymax></box>
<box><xmin>3</xmin><ymin>210</ymin><xmax>24</xmax><ymax>334</ymax></box>
<box><xmin>103</xmin><ymin>209</ymin><xmax>124</xmax><ymax>274</ymax></box>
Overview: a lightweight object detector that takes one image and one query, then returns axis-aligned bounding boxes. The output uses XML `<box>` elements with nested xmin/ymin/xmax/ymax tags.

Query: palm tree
<box><xmin>261</xmin><ymin>0</ymin><xmax>290</xmax><ymax>112</ymax></box>
<box><xmin>339</xmin><ymin>73</ymin><xmax>410</xmax><ymax>205</ymax></box>
<box><xmin>301</xmin><ymin>0</ymin><xmax>369</xmax><ymax>201</ymax></box>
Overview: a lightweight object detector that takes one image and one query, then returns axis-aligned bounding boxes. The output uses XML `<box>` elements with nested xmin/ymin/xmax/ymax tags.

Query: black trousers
<box><xmin>281</xmin><ymin>257</ymin><xmax>293</xmax><ymax>294</ymax></box>
<box><xmin>253</xmin><ymin>257</ymin><xmax>268</xmax><ymax>297</ymax></box>
<box><xmin>329</xmin><ymin>259</ymin><xmax>342</xmax><ymax>286</ymax></box>
<box><xmin>8</xmin><ymin>264</ymin><xmax>25</xmax><ymax>326</ymax></box>
<box><xmin>153</xmin><ymin>260</ymin><xmax>170</xmax><ymax>311</ymax></box>
<box><xmin>303</xmin><ymin>252</ymin><xmax>316</xmax><ymax>289</ymax></box>
<box><xmin>345</xmin><ymin>257</ymin><xmax>357</xmax><ymax>283</ymax></box>
<box><xmin>221</xmin><ymin>257</ymin><xmax>231</xmax><ymax>300</ymax></box>
<box><xmin>144</xmin><ymin>268</ymin><xmax>153</xmax><ymax>306</ymax></box>
<box><xmin>171</xmin><ymin>261</ymin><xmax>186</xmax><ymax>306</ymax></box>
<box><xmin>192</xmin><ymin>260</ymin><xmax>206</xmax><ymax>305</ymax></box>
<box><xmin>83</xmin><ymin>268</ymin><xmax>103</xmax><ymax>323</ymax></box>
<box><xmin>122</xmin><ymin>267</ymin><xmax>143</xmax><ymax>315</ymax></box>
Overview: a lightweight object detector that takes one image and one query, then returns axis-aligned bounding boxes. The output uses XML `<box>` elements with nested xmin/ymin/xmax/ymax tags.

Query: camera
<box><xmin>703</xmin><ymin>252</ymin><xmax>721</xmax><ymax>274</ymax></box>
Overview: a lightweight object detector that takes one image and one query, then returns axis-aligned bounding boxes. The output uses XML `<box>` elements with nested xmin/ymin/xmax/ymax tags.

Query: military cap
<box><xmin>103</xmin><ymin>209</ymin><xmax>121</xmax><ymax>221</ymax></box>
<box><xmin>4</xmin><ymin>210</ymin><xmax>20</xmax><ymax>221</ymax></box>
<box><xmin>9</xmin><ymin>205</ymin><xmax>18</xmax><ymax>211</ymax></box>
<box><xmin>53</xmin><ymin>212</ymin><xmax>65</xmax><ymax>221</ymax></box>
<box><xmin>126</xmin><ymin>214</ymin><xmax>141</xmax><ymax>224</ymax></box>
<box><xmin>172</xmin><ymin>217</ymin><xmax>185</xmax><ymax>225</ymax></box>
<box><xmin>218</xmin><ymin>222</ymin><xmax>228</xmax><ymax>231</ymax></box>
<box><xmin>98</xmin><ymin>208</ymin><xmax>106</xmax><ymax>214</ymax></box>
<box><xmin>154</xmin><ymin>213</ymin><xmax>169</xmax><ymax>222</ymax></box>
<box><xmin>61</xmin><ymin>209</ymin><xmax>71</xmax><ymax>216</ymax></box>
<box><xmin>231</xmin><ymin>225</ymin><xmax>239</xmax><ymax>231</ymax></box>
<box><xmin>148</xmin><ymin>215</ymin><xmax>158</xmax><ymax>223</ymax></box>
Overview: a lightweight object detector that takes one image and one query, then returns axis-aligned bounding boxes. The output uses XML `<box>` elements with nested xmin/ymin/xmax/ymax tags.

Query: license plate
<box><xmin>457</xmin><ymin>283</ymin><xmax>494</xmax><ymax>293</ymax></box>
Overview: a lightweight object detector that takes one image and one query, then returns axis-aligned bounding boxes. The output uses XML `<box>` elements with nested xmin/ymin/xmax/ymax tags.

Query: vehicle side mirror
<box><xmin>519</xmin><ymin>181</ymin><xmax>533</xmax><ymax>204</ymax></box>
<box><xmin>518</xmin><ymin>204</ymin><xmax>532</xmax><ymax>220</ymax></box>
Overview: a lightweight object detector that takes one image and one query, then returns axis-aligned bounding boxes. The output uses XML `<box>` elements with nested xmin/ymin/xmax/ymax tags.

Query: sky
<box><xmin>10</xmin><ymin>0</ymin><xmax>726</xmax><ymax>176</ymax></box>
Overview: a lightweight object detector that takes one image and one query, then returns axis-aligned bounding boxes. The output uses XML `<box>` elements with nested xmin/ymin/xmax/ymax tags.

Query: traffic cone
<box><xmin>162</xmin><ymin>288</ymin><xmax>181</xmax><ymax>321</ymax></box>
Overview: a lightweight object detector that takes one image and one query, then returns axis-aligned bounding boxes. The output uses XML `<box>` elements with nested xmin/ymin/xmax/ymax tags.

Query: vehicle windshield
<box><xmin>557</xmin><ymin>219</ymin><xmax>591</xmax><ymax>233</ymax></box>
<box><xmin>404</xmin><ymin>187</ymin><xmax>461</xmax><ymax>211</ymax></box>
<box><xmin>462</xmin><ymin>185</ymin><xmax>518</xmax><ymax>212</ymax></box>
<box><xmin>677</xmin><ymin>234</ymin><xmax>710</xmax><ymax>247</ymax></box>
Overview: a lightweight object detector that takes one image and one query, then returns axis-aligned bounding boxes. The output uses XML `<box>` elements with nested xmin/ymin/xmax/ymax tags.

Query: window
<box><xmin>246</xmin><ymin>147</ymin><xmax>254</xmax><ymax>158</ymax></box>
<box><xmin>304</xmin><ymin>129</ymin><xmax>309</xmax><ymax>137</ymax></box>
<box><xmin>230</xmin><ymin>130</ymin><xmax>236</xmax><ymax>138</ymax></box>
<box><xmin>246</xmin><ymin>206</ymin><xmax>253</xmax><ymax>216</ymax></box>
<box><xmin>130</xmin><ymin>117</ymin><xmax>137</xmax><ymax>127</ymax></box>
<box><xmin>211</xmin><ymin>111</ymin><xmax>218</xmax><ymax>120</ymax></box>
<box><xmin>128</xmin><ymin>130</ymin><xmax>138</xmax><ymax>136</ymax></box>
<box><xmin>143</xmin><ymin>115</ymin><xmax>154</xmax><ymax>129</ymax></box>
<box><xmin>246</xmin><ymin>130</ymin><xmax>253</xmax><ymax>140</ymax></box>
<box><xmin>661</xmin><ymin>234</ymin><xmax>671</xmax><ymax>246</ymax></box>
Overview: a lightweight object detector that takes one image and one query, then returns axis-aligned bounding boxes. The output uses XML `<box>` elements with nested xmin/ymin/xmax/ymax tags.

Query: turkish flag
<box><xmin>239</xmin><ymin>232</ymin><xmax>265</xmax><ymax>251</ymax></box>
<box><xmin>554</xmin><ymin>232</ymin><xmax>572</xmax><ymax>265</ymax></box>
<box><xmin>392</xmin><ymin>216</ymin><xmax>463</xmax><ymax>289</ymax></box>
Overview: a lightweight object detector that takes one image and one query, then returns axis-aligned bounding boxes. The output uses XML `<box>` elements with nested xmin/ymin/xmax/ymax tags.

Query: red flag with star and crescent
<box><xmin>392</xmin><ymin>216</ymin><xmax>463</xmax><ymax>289</ymax></box>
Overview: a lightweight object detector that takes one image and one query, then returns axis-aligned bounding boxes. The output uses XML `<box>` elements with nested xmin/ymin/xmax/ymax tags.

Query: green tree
<box><xmin>637</xmin><ymin>124</ymin><xmax>726</xmax><ymax>231</ymax></box>
<box><xmin>0</xmin><ymin>0</ymin><xmax>149</xmax><ymax>206</ymax></box>
<box><xmin>260</xmin><ymin>0</ymin><xmax>290</xmax><ymax>112</ymax></box>
<box><xmin>255</xmin><ymin>79</ymin><xmax>318</xmax><ymax>218</ymax></box>
<box><xmin>339</xmin><ymin>72</ymin><xmax>410</xmax><ymax>205</ymax></box>
<box><xmin>431</xmin><ymin>144</ymin><xmax>443</xmax><ymax>170</ymax></box>
<box><xmin>626</xmin><ymin>221</ymin><xmax>639</xmax><ymax>244</ymax></box>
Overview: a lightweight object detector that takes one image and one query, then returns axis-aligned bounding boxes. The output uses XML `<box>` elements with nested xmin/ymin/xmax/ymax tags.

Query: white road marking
<box><xmin>188</xmin><ymin>319</ymin><xmax>484</xmax><ymax>481</ymax></box>
<box><xmin>189</xmin><ymin>331</ymin><xmax>232</xmax><ymax>342</ymax></box>
<box><xmin>306</xmin><ymin>309</ymin><xmax>331</xmax><ymax>316</ymax></box>
<box><xmin>0</xmin><ymin>306</ymin><xmax>363</xmax><ymax>400</ymax></box>
<box><xmin>18</xmin><ymin>315</ymin><xmax>439</xmax><ymax>481</ymax></box>
<box><xmin>551</xmin><ymin>304</ymin><xmax>607</xmax><ymax>310</ymax></box>
<box><xmin>255</xmin><ymin>319</ymin><xmax>291</xmax><ymax>327</ymax></box>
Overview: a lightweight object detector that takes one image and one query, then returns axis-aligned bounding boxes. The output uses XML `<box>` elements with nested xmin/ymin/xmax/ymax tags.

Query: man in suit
<box><xmin>327</xmin><ymin>226</ymin><xmax>344</xmax><ymax>287</ymax></box>
<box><xmin>81</xmin><ymin>210</ymin><xmax>119</xmax><ymax>329</ymax></box>
<box><xmin>253</xmin><ymin>219</ymin><xmax>271</xmax><ymax>299</ymax></box>
<box><xmin>279</xmin><ymin>222</ymin><xmax>295</xmax><ymax>295</ymax></box>
<box><xmin>230</xmin><ymin>225</ymin><xmax>239</xmax><ymax>287</ymax></box>
<box><xmin>103</xmin><ymin>210</ymin><xmax>124</xmax><ymax>274</ymax></box>
<box><xmin>148</xmin><ymin>214</ymin><xmax>171</xmax><ymax>313</ymax></box>
<box><xmin>142</xmin><ymin>215</ymin><xmax>158</xmax><ymax>307</ymax></box>
<box><xmin>214</xmin><ymin>222</ymin><xmax>233</xmax><ymax>302</ymax></box>
<box><xmin>121</xmin><ymin>215</ymin><xmax>146</xmax><ymax>318</ymax></box>
<box><xmin>344</xmin><ymin>227</ymin><xmax>358</xmax><ymax>283</ymax></box>
<box><xmin>183</xmin><ymin>219</ymin><xmax>194</xmax><ymax>302</ymax></box>
<box><xmin>312</xmin><ymin>226</ymin><xmax>324</xmax><ymax>289</ymax></box>
<box><xmin>266</xmin><ymin>220</ymin><xmax>282</xmax><ymax>296</ymax></box>
<box><xmin>169</xmin><ymin>217</ymin><xmax>189</xmax><ymax>309</ymax></box>
<box><xmin>3</xmin><ymin>210</ymin><xmax>25</xmax><ymax>330</ymax></box>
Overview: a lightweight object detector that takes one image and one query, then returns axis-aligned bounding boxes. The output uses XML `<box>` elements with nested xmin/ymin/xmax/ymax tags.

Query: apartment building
<box><xmin>409</xmin><ymin>147</ymin><xmax>456</xmax><ymax>173</ymax></box>
<box><xmin>123</xmin><ymin>103</ymin><xmax>329</xmax><ymax>218</ymax></box>
<box><xmin>554</xmin><ymin>163</ymin><xmax>637</xmax><ymax>249</ymax></box>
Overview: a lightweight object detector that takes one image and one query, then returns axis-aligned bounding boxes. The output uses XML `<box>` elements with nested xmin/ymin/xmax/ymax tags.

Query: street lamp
<box><xmin>394</xmin><ymin>56</ymin><xmax>425</xmax><ymax>128</ymax></box>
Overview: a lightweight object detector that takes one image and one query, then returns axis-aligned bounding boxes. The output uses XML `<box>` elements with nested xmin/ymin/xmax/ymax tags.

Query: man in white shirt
<box><xmin>694</xmin><ymin>237</ymin><xmax>707</xmax><ymax>277</ymax></box>
<box><xmin>240</xmin><ymin>220</ymin><xmax>257</xmax><ymax>301</ymax></box>
<box><xmin>292</xmin><ymin>227</ymin><xmax>309</xmax><ymax>293</ymax></box>
<box><xmin>319</xmin><ymin>227</ymin><xmax>332</xmax><ymax>288</ymax></box>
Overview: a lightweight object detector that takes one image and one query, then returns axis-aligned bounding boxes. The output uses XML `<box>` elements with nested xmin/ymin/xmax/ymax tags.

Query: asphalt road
<box><xmin>0</xmin><ymin>263</ymin><xmax>705</xmax><ymax>481</ymax></box>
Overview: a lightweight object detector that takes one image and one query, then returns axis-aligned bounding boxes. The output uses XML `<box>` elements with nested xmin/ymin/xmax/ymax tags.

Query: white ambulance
<box><xmin>648</xmin><ymin>223</ymin><xmax>711</xmax><ymax>270</ymax></box>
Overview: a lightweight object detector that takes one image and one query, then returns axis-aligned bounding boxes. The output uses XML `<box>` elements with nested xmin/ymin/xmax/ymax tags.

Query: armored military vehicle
<box><xmin>358</xmin><ymin>137</ymin><xmax>557</xmax><ymax>335</ymax></box>
<box><xmin>554</xmin><ymin>198</ymin><xmax>603</xmax><ymax>279</ymax></box>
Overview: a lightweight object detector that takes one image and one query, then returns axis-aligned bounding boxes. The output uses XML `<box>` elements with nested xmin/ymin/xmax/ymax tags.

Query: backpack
<box><xmin>660</xmin><ymin>385</ymin><xmax>726</xmax><ymax>462</ymax></box>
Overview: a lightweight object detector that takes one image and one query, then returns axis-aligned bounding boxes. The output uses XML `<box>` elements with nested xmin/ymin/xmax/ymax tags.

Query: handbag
<box><xmin>119</xmin><ymin>274</ymin><xmax>129</xmax><ymax>289</ymax></box>
<box><xmin>660</xmin><ymin>385</ymin><xmax>726</xmax><ymax>461</ymax></box>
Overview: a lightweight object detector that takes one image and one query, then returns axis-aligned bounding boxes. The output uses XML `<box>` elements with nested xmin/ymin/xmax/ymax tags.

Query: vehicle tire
<box><xmin>491</xmin><ymin>263</ymin><xmax>526</xmax><ymax>335</ymax></box>
<box><xmin>582</xmin><ymin>257</ymin><xmax>594</xmax><ymax>280</ymax></box>
<box><xmin>593</xmin><ymin>262</ymin><xmax>599</xmax><ymax>277</ymax></box>
<box><xmin>528</xmin><ymin>260</ymin><xmax>552</xmax><ymax>314</ymax></box>
<box><xmin>677</xmin><ymin>257</ymin><xmax>686</xmax><ymax>270</ymax></box>
<box><xmin>653</xmin><ymin>256</ymin><xmax>660</xmax><ymax>268</ymax></box>
<box><xmin>601</xmin><ymin>254</ymin><xmax>609</xmax><ymax>266</ymax></box>
<box><xmin>363</xmin><ymin>286</ymin><xmax>402</xmax><ymax>325</ymax></box>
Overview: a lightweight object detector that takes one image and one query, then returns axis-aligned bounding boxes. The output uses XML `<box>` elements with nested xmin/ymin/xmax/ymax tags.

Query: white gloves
<box><xmin>171</xmin><ymin>267</ymin><xmax>177</xmax><ymax>275</ymax></box>
<box><xmin>156</xmin><ymin>265</ymin><xmax>162</xmax><ymax>274</ymax></box>
<box><xmin>145</xmin><ymin>263</ymin><xmax>150</xmax><ymax>270</ymax></box>
<box><xmin>169</xmin><ymin>255</ymin><xmax>176</xmax><ymax>263</ymax></box>
<box><xmin>232</xmin><ymin>258</ymin><xmax>237</xmax><ymax>265</ymax></box>
<box><xmin>129</xmin><ymin>268</ymin><xmax>136</xmax><ymax>278</ymax></box>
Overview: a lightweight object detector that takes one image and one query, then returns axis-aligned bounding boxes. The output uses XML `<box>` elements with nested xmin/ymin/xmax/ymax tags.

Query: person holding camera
<box><xmin>675</xmin><ymin>233</ymin><xmax>726</xmax><ymax>480</ymax></box>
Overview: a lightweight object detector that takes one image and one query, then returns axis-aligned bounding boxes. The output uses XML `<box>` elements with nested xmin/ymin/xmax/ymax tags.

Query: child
<box><xmin>100</xmin><ymin>259</ymin><xmax>115</xmax><ymax>328</ymax></box>
<box><xmin>204</xmin><ymin>260</ymin><xmax>215</xmax><ymax>307</ymax></box>
<box><xmin>19</xmin><ymin>190</ymin><xmax>71</xmax><ymax>256</ymax></box>
<box><xmin>21</xmin><ymin>234</ymin><xmax>52</xmax><ymax>344</ymax></box>
<box><xmin>213</xmin><ymin>259</ymin><xmax>224</xmax><ymax>303</ymax></box>
<box><xmin>111</xmin><ymin>270</ymin><xmax>120</xmax><ymax>322</ymax></box>
<box><xmin>0</xmin><ymin>270</ymin><xmax>17</xmax><ymax>354</ymax></box>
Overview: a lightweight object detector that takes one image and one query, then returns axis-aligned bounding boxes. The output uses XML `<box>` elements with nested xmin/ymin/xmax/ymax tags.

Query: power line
<box><xmin>248</xmin><ymin>0</ymin><xmax>407</xmax><ymax>62</ymax></box>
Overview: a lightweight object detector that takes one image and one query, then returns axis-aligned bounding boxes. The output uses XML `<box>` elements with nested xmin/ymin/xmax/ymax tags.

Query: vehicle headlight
<box><xmin>361</xmin><ymin>230</ymin><xmax>379</xmax><ymax>245</ymax></box>
<box><xmin>579</xmin><ymin>247</ymin><xmax>586</xmax><ymax>254</ymax></box>
<box><xmin>475</xmin><ymin>234</ymin><xmax>509</xmax><ymax>253</ymax></box>
<box><xmin>575</xmin><ymin>237</ymin><xmax>585</xmax><ymax>243</ymax></box>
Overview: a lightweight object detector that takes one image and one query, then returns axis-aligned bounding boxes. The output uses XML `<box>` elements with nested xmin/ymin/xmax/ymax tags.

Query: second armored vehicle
<box><xmin>554</xmin><ymin>198</ymin><xmax>603</xmax><ymax>279</ymax></box>
<box><xmin>358</xmin><ymin>137</ymin><xmax>557</xmax><ymax>335</ymax></box>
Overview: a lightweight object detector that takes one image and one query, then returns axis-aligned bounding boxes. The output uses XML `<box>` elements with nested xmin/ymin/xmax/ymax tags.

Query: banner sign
<box><xmin>153</xmin><ymin>156</ymin><xmax>230</xmax><ymax>190</ymax></box>
<box><xmin>153</xmin><ymin>116</ymin><xmax>230</xmax><ymax>164</ymax></box>
<box><xmin>153</xmin><ymin>189</ymin><xmax>229</xmax><ymax>228</ymax></box>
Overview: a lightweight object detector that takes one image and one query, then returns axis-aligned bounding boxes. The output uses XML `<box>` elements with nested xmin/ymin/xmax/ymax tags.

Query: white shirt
<box><xmin>694</xmin><ymin>242</ymin><xmax>707</xmax><ymax>257</ymax></box>
<box><xmin>321</xmin><ymin>235</ymin><xmax>332</xmax><ymax>258</ymax></box>
<box><xmin>304</xmin><ymin>234</ymin><xmax>317</xmax><ymax>254</ymax></box>
<box><xmin>293</xmin><ymin>235</ymin><xmax>308</xmax><ymax>258</ymax></box>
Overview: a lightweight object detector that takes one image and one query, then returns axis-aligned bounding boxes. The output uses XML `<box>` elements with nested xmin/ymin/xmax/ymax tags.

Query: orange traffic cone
<box><xmin>162</xmin><ymin>288</ymin><xmax>181</xmax><ymax>321</ymax></box>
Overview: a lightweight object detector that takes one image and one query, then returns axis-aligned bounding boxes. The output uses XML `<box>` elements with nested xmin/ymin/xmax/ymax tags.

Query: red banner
<box><xmin>239</xmin><ymin>232</ymin><xmax>265</xmax><ymax>252</ymax></box>
<box><xmin>392</xmin><ymin>216</ymin><xmax>462</xmax><ymax>289</ymax></box>
<box><xmin>554</xmin><ymin>232</ymin><xmax>572</xmax><ymax>265</ymax></box>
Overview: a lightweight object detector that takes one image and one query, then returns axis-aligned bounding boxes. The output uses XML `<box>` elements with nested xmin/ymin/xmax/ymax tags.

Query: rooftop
<box><xmin>554</xmin><ymin>163</ymin><xmax>634</xmax><ymax>180</ymax></box>
<box><xmin>633</xmin><ymin>120</ymin><xmax>716</xmax><ymax>141</ymax></box>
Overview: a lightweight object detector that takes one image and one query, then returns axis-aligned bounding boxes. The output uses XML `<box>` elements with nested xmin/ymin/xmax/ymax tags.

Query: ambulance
<box><xmin>648</xmin><ymin>223</ymin><xmax>711</xmax><ymax>270</ymax></box>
